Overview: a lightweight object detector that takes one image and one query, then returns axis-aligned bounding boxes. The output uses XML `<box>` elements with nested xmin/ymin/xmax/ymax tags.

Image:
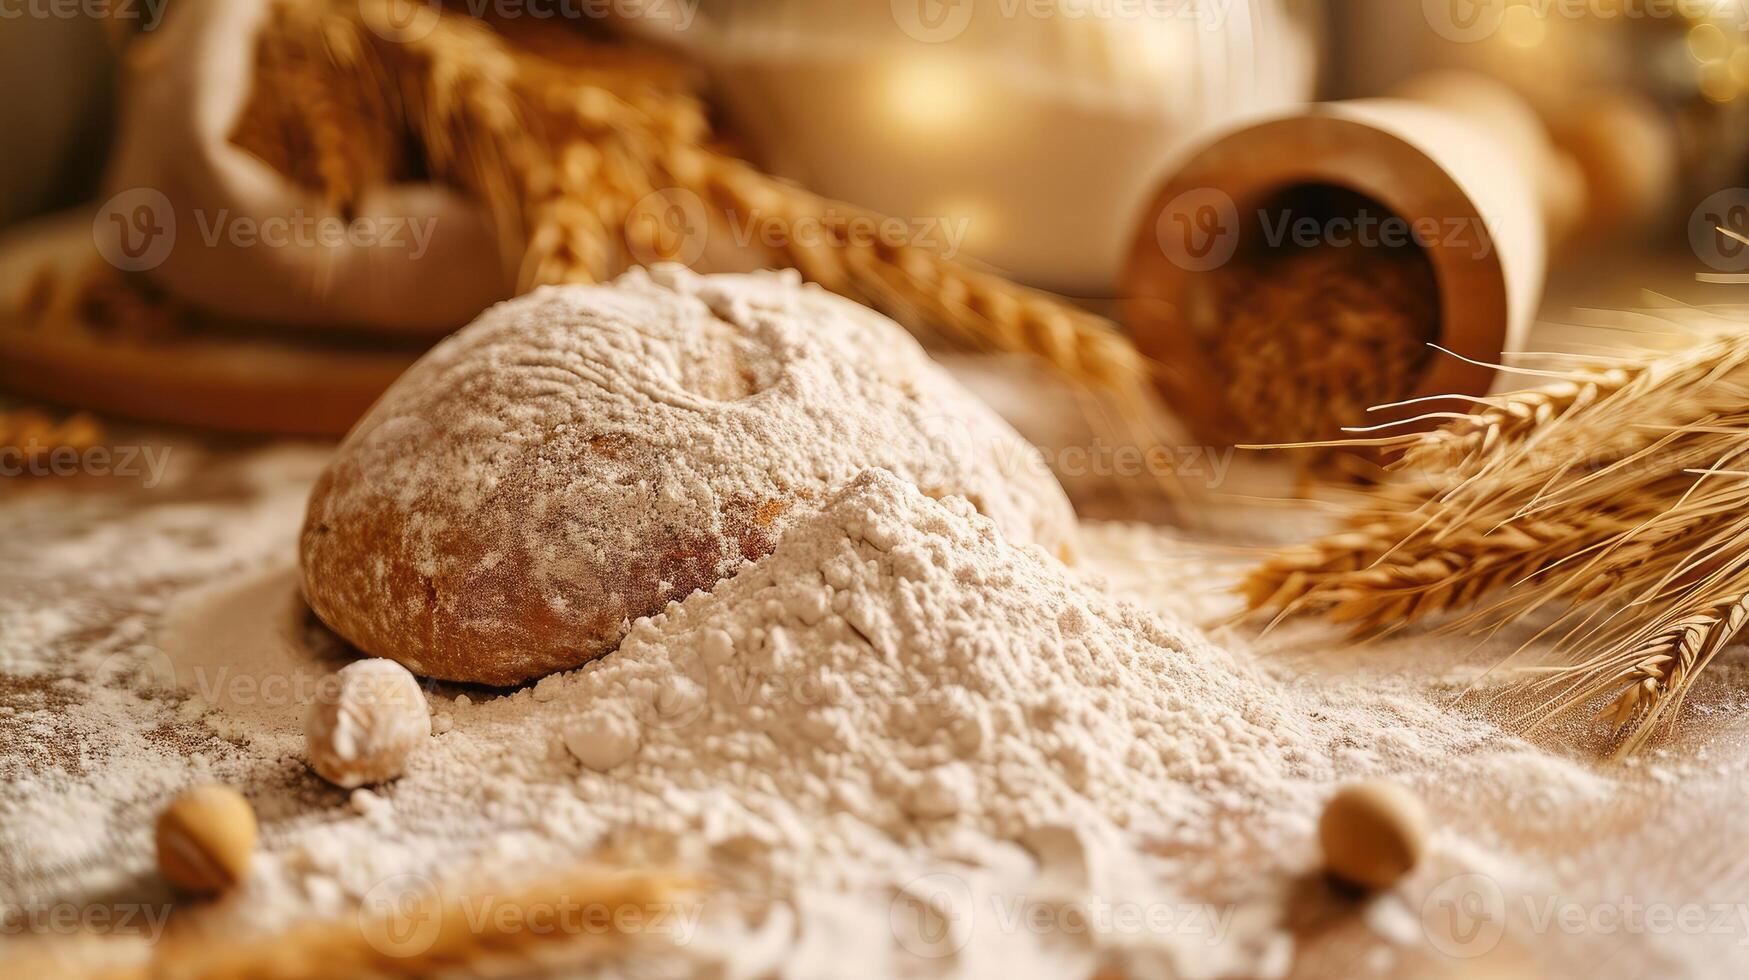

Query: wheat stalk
<box><xmin>60</xmin><ymin>868</ymin><xmax>689</xmax><ymax>980</ymax></box>
<box><xmin>1246</xmin><ymin>322</ymin><xmax>1749</xmax><ymax>753</ymax></box>
<box><xmin>688</xmin><ymin>151</ymin><xmax>1151</xmax><ymax>397</ymax></box>
<box><xmin>0</xmin><ymin>407</ymin><xmax>104</xmax><ymax>462</ymax></box>
<box><xmin>230</xmin><ymin>2</ymin><xmax>405</xmax><ymax>217</ymax></box>
<box><xmin>1395</xmin><ymin>364</ymin><xmax>1639</xmax><ymax>470</ymax></box>
<box><xmin>1244</xmin><ymin>509</ymin><xmax>1642</xmax><ymax>635</ymax></box>
<box><xmin>232</xmin><ymin>0</ymin><xmax>1153</xmax><ymax>403</ymax></box>
<box><xmin>1589</xmin><ymin>594</ymin><xmax>1749</xmax><ymax>755</ymax></box>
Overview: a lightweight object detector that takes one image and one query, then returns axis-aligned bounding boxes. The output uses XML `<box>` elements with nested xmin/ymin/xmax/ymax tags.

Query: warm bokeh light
<box><xmin>1699</xmin><ymin>61</ymin><xmax>1739</xmax><ymax>103</ymax></box>
<box><xmin>1687</xmin><ymin>22</ymin><xmax>1731</xmax><ymax>63</ymax></box>
<box><xmin>1500</xmin><ymin>3</ymin><xmax>1547</xmax><ymax>49</ymax></box>
<box><xmin>932</xmin><ymin>196</ymin><xmax>996</xmax><ymax>255</ymax></box>
<box><xmin>1731</xmin><ymin>45</ymin><xmax>1749</xmax><ymax>86</ymax></box>
<box><xmin>881</xmin><ymin>59</ymin><xmax>976</xmax><ymax>136</ymax></box>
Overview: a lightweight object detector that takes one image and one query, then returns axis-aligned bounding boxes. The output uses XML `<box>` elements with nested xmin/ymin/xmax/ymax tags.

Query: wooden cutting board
<box><xmin>0</xmin><ymin>209</ymin><xmax>426</xmax><ymax>438</ymax></box>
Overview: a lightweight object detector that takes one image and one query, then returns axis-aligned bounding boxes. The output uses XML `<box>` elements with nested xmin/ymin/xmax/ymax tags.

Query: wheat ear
<box><xmin>72</xmin><ymin>869</ymin><xmax>688</xmax><ymax>980</ymax></box>
<box><xmin>1394</xmin><ymin>337</ymin><xmax>1749</xmax><ymax>476</ymax></box>
<box><xmin>1565</xmin><ymin>593</ymin><xmax>1749</xmax><ymax>758</ymax></box>
<box><xmin>1395</xmin><ymin>365</ymin><xmax>1639</xmax><ymax>469</ymax></box>
<box><xmin>0</xmin><ymin>407</ymin><xmax>105</xmax><ymax>462</ymax></box>
<box><xmin>687</xmin><ymin>151</ymin><xmax>1151</xmax><ymax>400</ymax></box>
<box><xmin>1243</xmin><ymin>510</ymin><xmax>1641</xmax><ymax>635</ymax></box>
<box><xmin>237</xmin><ymin>0</ymin><xmax>1155</xmax><ymax>404</ymax></box>
<box><xmin>1246</xmin><ymin>322</ymin><xmax>1749</xmax><ymax>753</ymax></box>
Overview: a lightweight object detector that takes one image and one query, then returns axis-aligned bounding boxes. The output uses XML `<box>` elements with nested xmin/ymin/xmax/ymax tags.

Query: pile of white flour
<box><xmin>200</xmin><ymin>465</ymin><xmax>1340</xmax><ymax>975</ymax></box>
<box><xmin>226</xmin><ymin>464</ymin><xmax>1320</xmax><ymax>975</ymax></box>
<box><xmin>550</xmin><ymin>467</ymin><xmax>1303</xmax><ymax>845</ymax></box>
<box><xmin>514</xmin><ymin>467</ymin><xmax>1306</xmax><ymax>971</ymax></box>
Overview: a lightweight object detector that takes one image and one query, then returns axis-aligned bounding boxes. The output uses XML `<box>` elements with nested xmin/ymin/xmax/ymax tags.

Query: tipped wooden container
<box><xmin>1122</xmin><ymin>73</ymin><xmax>1573</xmax><ymax>446</ymax></box>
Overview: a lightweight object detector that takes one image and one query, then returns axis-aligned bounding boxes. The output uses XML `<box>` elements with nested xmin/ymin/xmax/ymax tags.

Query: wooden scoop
<box><xmin>1122</xmin><ymin>72</ymin><xmax>1576</xmax><ymax>446</ymax></box>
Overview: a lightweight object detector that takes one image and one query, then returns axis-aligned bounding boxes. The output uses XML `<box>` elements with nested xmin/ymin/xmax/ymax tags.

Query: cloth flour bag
<box><xmin>99</xmin><ymin>0</ymin><xmax>507</xmax><ymax>335</ymax></box>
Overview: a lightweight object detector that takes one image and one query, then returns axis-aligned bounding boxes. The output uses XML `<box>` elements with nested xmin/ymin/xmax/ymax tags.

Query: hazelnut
<box><xmin>305</xmin><ymin>658</ymin><xmax>431</xmax><ymax>788</ymax></box>
<box><xmin>1318</xmin><ymin>779</ymin><xmax>1428</xmax><ymax>890</ymax></box>
<box><xmin>156</xmin><ymin>784</ymin><xmax>257</xmax><ymax>894</ymax></box>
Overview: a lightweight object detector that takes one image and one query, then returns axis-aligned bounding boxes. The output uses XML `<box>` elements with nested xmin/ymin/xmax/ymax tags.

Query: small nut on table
<box><xmin>156</xmin><ymin>784</ymin><xmax>258</xmax><ymax>895</ymax></box>
<box><xmin>1318</xmin><ymin>779</ymin><xmax>1428</xmax><ymax>891</ymax></box>
<box><xmin>306</xmin><ymin>658</ymin><xmax>432</xmax><ymax>788</ymax></box>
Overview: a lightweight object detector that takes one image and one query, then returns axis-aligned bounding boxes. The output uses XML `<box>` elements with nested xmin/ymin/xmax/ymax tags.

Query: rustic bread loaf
<box><xmin>300</xmin><ymin>266</ymin><xmax>1076</xmax><ymax>685</ymax></box>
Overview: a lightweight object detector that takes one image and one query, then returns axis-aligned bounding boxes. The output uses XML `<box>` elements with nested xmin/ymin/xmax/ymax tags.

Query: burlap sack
<box><xmin>100</xmin><ymin>0</ymin><xmax>507</xmax><ymax>336</ymax></box>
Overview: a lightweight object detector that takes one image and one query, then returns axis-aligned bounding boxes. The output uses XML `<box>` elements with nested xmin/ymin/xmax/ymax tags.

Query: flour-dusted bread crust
<box><xmin>299</xmin><ymin>266</ymin><xmax>1077</xmax><ymax>685</ymax></box>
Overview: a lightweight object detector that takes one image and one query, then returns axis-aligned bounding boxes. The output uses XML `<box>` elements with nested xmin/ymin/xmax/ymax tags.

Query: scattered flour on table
<box><xmin>7</xmin><ymin>436</ymin><xmax>1731</xmax><ymax>976</ymax></box>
